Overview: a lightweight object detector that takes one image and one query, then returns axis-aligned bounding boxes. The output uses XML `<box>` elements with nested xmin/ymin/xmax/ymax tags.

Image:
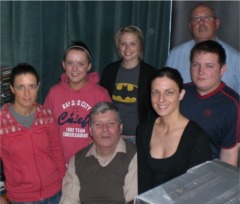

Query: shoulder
<box><xmin>36</xmin><ymin>103</ymin><xmax>54</xmax><ymax>116</ymax></box>
<box><xmin>186</xmin><ymin>120</ymin><xmax>204</xmax><ymax>132</ymax></box>
<box><xmin>75</xmin><ymin>144</ymin><xmax>93</xmax><ymax>165</ymax></box>
<box><xmin>1</xmin><ymin>103</ymin><xmax>11</xmax><ymax>112</ymax></box>
<box><xmin>136</xmin><ymin>118</ymin><xmax>156</xmax><ymax>148</ymax></box>
<box><xmin>89</xmin><ymin>83</ymin><xmax>110</xmax><ymax>95</ymax></box>
<box><xmin>185</xmin><ymin>121</ymin><xmax>209</xmax><ymax>141</ymax></box>
<box><xmin>124</xmin><ymin>139</ymin><xmax>137</xmax><ymax>151</ymax></box>
<box><xmin>75</xmin><ymin>143</ymin><xmax>93</xmax><ymax>157</ymax></box>
<box><xmin>124</xmin><ymin>140</ymin><xmax>137</xmax><ymax>160</ymax></box>
<box><xmin>0</xmin><ymin>103</ymin><xmax>11</xmax><ymax>120</ymax></box>
<box><xmin>139</xmin><ymin>61</ymin><xmax>157</xmax><ymax>79</ymax></box>
<box><xmin>217</xmin><ymin>38</ymin><xmax>240</xmax><ymax>56</ymax></box>
<box><xmin>85</xmin><ymin>83</ymin><xmax>111</xmax><ymax>102</ymax></box>
<box><xmin>48</xmin><ymin>73</ymin><xmax>69</xmax><ymax>92</ymax></box>
<box><xmin>140</xmin><ymin>61</ymin><xmax>156</xmax><ymax>70</ymax></box>
<box><xmin>47</xmin><ymin>82</ymin><xmax>66</xmax><ymax>94</ymax></box>
<box><xmin>101</xmin><ymin>61</ymin><xmax>121</xmax><ymax>80</ymax></box>
<box><xmin>183</xmin><ymin>83</ymin><xmax>196</xmax><ymax>95</ymax></box>
<box><xmin>137</xmin><ymin>118</ymin><xmax>156</xmax><ymax>136</ymax></box>
<box><xmin>220</xmin><ymin>85</ymin><xmax>239</xmax><ymax>105</ymax></box>
<box><xmin>169</xmin><ymin>40</ymin><xmax>195</xmax><ymax>54</ymax></box>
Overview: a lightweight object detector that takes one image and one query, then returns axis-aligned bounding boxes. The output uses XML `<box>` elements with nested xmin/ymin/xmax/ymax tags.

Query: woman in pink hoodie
<box><xmin>44</xmin><ymin>41</ymin><xmax>111</xmax><ymax>165</ymax></box>
<box><xmin>0</xmin><ymin>63</ymin><xmax>66</xmax><ymax>203</ymax></box>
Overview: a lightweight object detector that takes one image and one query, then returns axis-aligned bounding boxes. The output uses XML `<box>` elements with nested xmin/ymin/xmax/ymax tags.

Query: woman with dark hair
<box><xmin>137</xmin><ymin>67</ymin><xmax>211</xmax><ymax>194</ymax></box>
<box><xmin>0</xmin><ymin>63</ymin><xmax>65</xmax><ymax>203</ymax></box>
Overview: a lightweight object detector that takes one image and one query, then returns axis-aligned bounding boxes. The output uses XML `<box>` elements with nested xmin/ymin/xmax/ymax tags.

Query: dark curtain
<box><xmin>170</xmin><ymin>1</ymin><xmax>239</xmax><ymax>51</ymax></box>
<box><xmin>0</xmin><ymin>1</ymin><xmax>171</xmax><ymax>103</ymax></box>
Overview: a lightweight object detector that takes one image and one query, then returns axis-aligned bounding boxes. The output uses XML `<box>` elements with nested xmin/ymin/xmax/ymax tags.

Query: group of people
<box><xmin>0</xmin><ymin>3</ymin><xmax>239</xmax><ymax>204</ymax></box>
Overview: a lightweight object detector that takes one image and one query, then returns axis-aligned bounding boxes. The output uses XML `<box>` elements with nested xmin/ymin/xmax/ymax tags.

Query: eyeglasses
<box><xmin>190</xmin><ymin>15</ymin><xmax>216</xmax><ymax>23</ymax></box>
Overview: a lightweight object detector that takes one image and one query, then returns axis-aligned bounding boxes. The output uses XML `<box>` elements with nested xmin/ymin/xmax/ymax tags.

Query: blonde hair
<box><xmin>114</xmin><ymin>25</ymin><xmax>144</xmax><ymax>59</ymax></box>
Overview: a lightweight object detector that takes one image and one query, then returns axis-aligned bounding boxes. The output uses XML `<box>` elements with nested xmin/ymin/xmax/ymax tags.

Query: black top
<box><xmin>136</xmin><ymin>118</ymin><xmax>211</xmax><ymax>194</ymax></box>
<box><xmin>100</xmin><ymin>60</ymin><xmax>157</xmax><ymax>125</ymax></box>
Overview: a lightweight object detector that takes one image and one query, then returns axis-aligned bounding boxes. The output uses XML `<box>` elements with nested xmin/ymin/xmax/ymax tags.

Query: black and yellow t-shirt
<box><xmin>112</xmin><ymin>64</ymin><xmax>140</xmax><ymax>135</ymax></box>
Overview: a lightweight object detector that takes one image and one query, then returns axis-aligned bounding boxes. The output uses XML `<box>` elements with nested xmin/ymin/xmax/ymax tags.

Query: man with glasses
<box><xmin>165</xmin><ymin>3</ymin><xmax>240</xmax><ymax>93</ymax></box>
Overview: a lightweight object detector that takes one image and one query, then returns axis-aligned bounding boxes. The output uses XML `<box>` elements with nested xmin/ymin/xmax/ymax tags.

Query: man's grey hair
<box><xmin>89</xmin><ymin>102</ymin><xmax>122</xmax><ymax>126</ymax></box>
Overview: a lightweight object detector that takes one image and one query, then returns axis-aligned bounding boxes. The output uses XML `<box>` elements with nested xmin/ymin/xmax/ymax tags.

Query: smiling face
<box><xmin>62</xmin><ymin>49</ymin><xmax>92</xmax><ymax>90</ymax></box>
<box><xmin>151</xmin><ymin>77</ymin><xmax>185</xmax><ymax>118</ymax></box>
<box><xmin>10</xmin><ymin>73</ymin><xmax>39</xmax><ymax>112</ymax></box>
<box><xmin>189</xmin><ymin>5</ymin><xmax>220</xmax><ymax>43</ymax></box>
<box><xmin>89</xmin><ymin>110</ymin><xmax>123</xmax><ymax>152</ymax></box>
<box><xmin>190</xmin><ymin>52</ymin><xmax>226</xmax><ymax>95</ymax></box>
<box><xmin>118</xmin><ymin>32</ymin><xmax>141</xmax><ymax>64</ymax></box>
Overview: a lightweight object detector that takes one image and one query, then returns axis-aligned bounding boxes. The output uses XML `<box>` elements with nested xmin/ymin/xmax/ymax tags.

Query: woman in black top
<box><xmin>100</xmin><ymin>25</ymin><xmax>156</xmax><ymax>143</ymax></box>
<box><xmin>136</xmin><ymin>67</ymin><xmax>211</xmax><ymax>194</ymax></box>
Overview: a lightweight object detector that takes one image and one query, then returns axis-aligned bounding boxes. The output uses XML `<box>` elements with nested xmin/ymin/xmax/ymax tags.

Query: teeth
<box><xmin>159</xmin><ymin>105</ymin><xmax>167</xmax><ymax>108</ymax></box>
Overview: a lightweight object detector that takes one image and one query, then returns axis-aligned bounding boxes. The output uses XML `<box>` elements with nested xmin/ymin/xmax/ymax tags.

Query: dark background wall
<box><xmin>170</xmin><ymin>1</ymin><xmax>239</xmax><ymax>51</ymax></box>
<box><xmin>0</xmin><ymin>1</ymin><xmax>171</xmax><ymax>103</ymax></box>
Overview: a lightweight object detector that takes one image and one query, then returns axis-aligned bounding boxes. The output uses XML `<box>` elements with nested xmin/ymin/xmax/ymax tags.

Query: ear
<box><xmin>87</xmin><ymin>62</ymin><xmax>92</xmax><ymax>72</ymax></box>
<box><xmin>10</xmin><ymin>85</ymin><xmax>15</xmax><ymax>94</ymax></box>
<box><xmin>220</xmin><ymin>64</ymin><xmax>227</xmax><ymax>77</ymax></box>
<box><xmin>188</xmin><ymin>22</ymin><xmax>193</xmax><ymax>33</ymax></box>
<box><xmin>215</xmin><ymin>18</ymin><xmax>220</xmax><ymax>30</ymax></box>
<box><xmin>89</xmin><ymin>127</ymin><xmax>93</xmax><ymax>137</ymax></box>
<box><xmin>179</xmin><ymin>89</ymin><xmax>186</xmax><ymax>101</ymax></box>
<box><xmin>62</xmin><ymin>61</ymin><xmax>66</xmax><ymax>71</ymax></box>
<box><xmin>120</xmin><ymin>124</ymin><xmax>123</xmax><ymax>135</ymax></box>
<box><xmin>37</xmin><ymin>82</ymin><xmax>40</xmax><ymax>90</ymax></box>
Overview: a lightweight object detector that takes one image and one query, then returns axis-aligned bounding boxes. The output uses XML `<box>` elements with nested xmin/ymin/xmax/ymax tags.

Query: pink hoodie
<box><xmin>0</xmin><ymin>103</ymin><xmax>65</xmax><ymax>202</ymax></box>
<box><xmin>44</xmin><ymin>72</ymin><xmax>111</xmax><ymax>164</ymax></box>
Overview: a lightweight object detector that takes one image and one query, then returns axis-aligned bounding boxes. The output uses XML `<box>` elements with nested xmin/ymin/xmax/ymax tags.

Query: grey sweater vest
<box><xmin>75</xmin><ymin>140</ymin><xmax>136</xmax><ymax>204</ymax></box>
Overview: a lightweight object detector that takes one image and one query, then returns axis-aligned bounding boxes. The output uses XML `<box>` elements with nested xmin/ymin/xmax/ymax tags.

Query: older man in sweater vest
<box><xmin>60</xmin><ymin>102</ymin><xmax>137</xmax><ymax>204</ymax></box>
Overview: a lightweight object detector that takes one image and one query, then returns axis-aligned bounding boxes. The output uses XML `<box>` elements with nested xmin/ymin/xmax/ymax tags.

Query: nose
<box><xmin>72</xmin><ymin>63</ymin><xmax>78</xmax><ymax>71</ymax></box>
<box><xmin>198</xmin><ymin>66</ymin><xmax>204</xmax><ymax>74</ymax></box>
<box><xmin>158</xmin><ymin>93</ymin><xmax>165</xmax><ymax>102</ymax></box>
<box><xmin>199</xmin><ymin>17</ymin><xmax>206</xmax><ymax>24</ymax></box>
<box><xmin>102</xmin><ymin>123</ymin><xmax>109</xmax><ymax>131</ymax></box>
<box><xmin>24</xmin><ymin>87</ymin><xmax>30</xmax><ymax>96</ymax></box>
<box><xmin>199</xmin><ymin>20</ymin><xmax>204</xmax><ymax>25</ymax></box>
<box><xmin>124</xmin><ymin>44</ymin><xmax>131</xmax><ymax>51</ymax></box>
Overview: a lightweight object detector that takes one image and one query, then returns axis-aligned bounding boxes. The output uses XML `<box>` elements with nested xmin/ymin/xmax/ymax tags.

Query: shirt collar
<box><xmin>85</xmin><ymin>137</ymin><xmax>126</xmax><ymax>166</ymax></box>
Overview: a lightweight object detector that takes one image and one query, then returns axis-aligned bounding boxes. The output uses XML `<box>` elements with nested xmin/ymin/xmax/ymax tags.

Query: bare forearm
<box><xmin>220</xmin><ymin>145</ymin><xmax>238</xmax><ymax>166</ymax></box>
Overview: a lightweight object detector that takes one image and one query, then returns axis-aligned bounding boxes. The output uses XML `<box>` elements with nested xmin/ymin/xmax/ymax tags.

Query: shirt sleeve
<box><xmin>99</xmin><ymin>87</ymin><xmax>112</xmax><ymax>103</ymax></box>
<box><xmin>221</xmin><ymin>105</ymin><xmax>239</xmax><ymax>148</ymax></box>
<box><xmin>49</xmin><ymin>115</ymin><xmax>66</xmax><ymax>178</ymax></box>
<box><xmin>123</xmin><ymin>153</ymin><xmax>138</xmax><ymax>203</ymax></box>
<box><xmin>60</xmin><ymin>157</ymin><xmax>81</xmax><ymax>204</ymax></box>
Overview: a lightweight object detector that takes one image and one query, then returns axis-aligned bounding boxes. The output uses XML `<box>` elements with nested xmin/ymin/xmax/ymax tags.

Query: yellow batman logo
<box><xmin>112</xmin><ymin>83</ymin><xmax>138</xmax><ymax>103</ymax></box>
<box><xmin>116</xmin><ymin>83</ymin><xmax>137</xmax><ymax>91</ymax></box>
